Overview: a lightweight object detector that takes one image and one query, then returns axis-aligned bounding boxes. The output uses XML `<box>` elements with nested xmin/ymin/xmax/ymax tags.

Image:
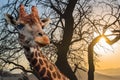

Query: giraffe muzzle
<box><xmin>34</xmin><ymin>35</ymin><xmax>50</xmax><ymax>47</ymax></box>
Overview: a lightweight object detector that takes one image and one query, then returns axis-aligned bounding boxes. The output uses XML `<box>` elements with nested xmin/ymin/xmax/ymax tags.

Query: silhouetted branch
<box><xmin>0</xmin><ymin>58</ymin><xmax>32</xmax><ymax>73</ymax></box>
<box><xmin>74</xmin><ymin>64</ymin><xmax>87</xmax><ymax>73</ymax></box>
<box><xmin>103</xmin><ymin>34</ymin><xmax>120</xmax><ymax>45</ymax></box>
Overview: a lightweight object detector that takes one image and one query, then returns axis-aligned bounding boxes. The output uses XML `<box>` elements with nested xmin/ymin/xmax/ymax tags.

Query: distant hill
<box><xmin>76</xmin><ymin>68</ymin><xmax>120</xmax><ymax>80</ymax></box>
<box><xmin>95</xmin><ymin>72</ymin><xmax>120</xmax><ymax>80</ymax></box>
<box><xmin>96</xmin><ymin>68</ymin><xmax>120</xmax><ymax>75</ymax></box>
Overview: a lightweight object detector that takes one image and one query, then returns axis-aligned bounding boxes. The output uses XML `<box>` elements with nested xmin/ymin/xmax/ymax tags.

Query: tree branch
<box><xmin>103</xmin><ymin>34</ymin><xmax>120</xmax><ymax>45</ymax></box>
<box><xmin>0</xmin><ymin>58</ymin><xmax>32</xmax><ymax>73</ymax></box>
<box><xmin>49</xmin><ymin>0</ymin><xmax>64</xmax><ymax>17</ymax></box>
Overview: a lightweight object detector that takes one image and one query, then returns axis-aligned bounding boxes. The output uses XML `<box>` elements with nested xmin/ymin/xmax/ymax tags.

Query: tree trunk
<box><xmin>55</xmin><ymin>0</ymin><xmax>78</xmax><ymax>80</ymax></box>
<box><xmin>55</xmin><ymin>14</ymin><xmax>77</xmax><ymax>80</ymax></box>
<box><xmin>88</xmin><ymin>45</ymin><xmax>94</xmax><ymax>80</ymax></box>
<box><xmin>88</xmin><ymin>36</ymin><xmax>102</xmax><ymax>80</ymax></box>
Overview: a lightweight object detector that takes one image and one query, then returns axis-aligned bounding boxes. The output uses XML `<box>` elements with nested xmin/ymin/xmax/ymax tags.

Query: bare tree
<box><xmin>86</xmin><ymin>0</ymin><xmax>120</xmax><ymax>80</ymax></box>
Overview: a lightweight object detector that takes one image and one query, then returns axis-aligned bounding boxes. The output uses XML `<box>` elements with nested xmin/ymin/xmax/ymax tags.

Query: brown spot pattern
<box><xmin>39</xmin><ymin>59</ymin><xmax>43</xmax><ymax>65</ymax></box>
<box><xmin>35</xmin><ymin>51</ymin><xmax>38</xmax><ymax>57</ymax></box>
<box><xmin>31</xmin><ymin>58</ymin><xmax>37</xmax><ymax>66</ymax></box>
<box><xmin>40</xmin><ymin>67</ymin><xmax>46</xmax><ymax>76</ymax></box>
<box><xmin>52</xmin><ymin>72</ymin><xmax>56</xmax><ymax>78</ymax></box>
<box><xmin>49</xmin><ymin>65</ymin><xmax>53</xmax><ymax>71</ymax></box>
<box><xmin>47</xmin><ymin>70</ymin><xmax>52</xmax><ymax>80</ymax></box>
<box><xmin>56</xmin><ymin>71</ymin><xmax>61</xmax><ymax>79</ymax></box>
<box><xmin>34</xmin><ymin>64</ymin><xmax>40</xmax><ymax>71</ymax></box>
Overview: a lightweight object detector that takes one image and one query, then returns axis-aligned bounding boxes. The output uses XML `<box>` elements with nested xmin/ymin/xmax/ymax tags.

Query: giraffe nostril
<box><xmin>38</xmin><ymin>33</ymin><xmax>43</xmax><ymax>36</ymax></box>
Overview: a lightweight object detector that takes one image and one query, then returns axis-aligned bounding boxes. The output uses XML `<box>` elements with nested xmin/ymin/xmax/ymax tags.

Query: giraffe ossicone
<box><xmin>5</xmin><ymin>4</ymin><xmax>69</xmax><ymax>80</ymax></box>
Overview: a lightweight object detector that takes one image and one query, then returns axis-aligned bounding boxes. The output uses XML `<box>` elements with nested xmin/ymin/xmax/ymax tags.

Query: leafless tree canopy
<box><xmin>0</xmin><ymin>0</ymin><xmax>120</xmax><ymax>80</ymax></box>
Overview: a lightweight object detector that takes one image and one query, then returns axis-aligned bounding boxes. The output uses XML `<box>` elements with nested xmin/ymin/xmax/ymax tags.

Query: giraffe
<box><xmin>5</xmin><ymin>4</ymin><xmax>69</xmax><ymax>80</ymax></box>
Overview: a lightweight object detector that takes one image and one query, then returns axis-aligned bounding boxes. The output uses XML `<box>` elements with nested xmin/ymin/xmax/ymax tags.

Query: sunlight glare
<box><xmin>94</xmin><ymin>30</ymin><xmax>114</xmax><ymax>56</ymax></box>
<box><xmin>94</xmin><ymin>37</ymin><xmax>113</xmax><ymax>56</ymax></box>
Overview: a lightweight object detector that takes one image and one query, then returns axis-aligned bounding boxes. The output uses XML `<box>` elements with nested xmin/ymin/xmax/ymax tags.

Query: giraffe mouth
<box><xmin>34</xmin><ymin>36</ymin><xmax>50</xmax><ymax>47</ymax></box>
<box><xmin>36</xmin><ymin>42</ymin><xmax>48</xmax><ymax>47</ymax></box>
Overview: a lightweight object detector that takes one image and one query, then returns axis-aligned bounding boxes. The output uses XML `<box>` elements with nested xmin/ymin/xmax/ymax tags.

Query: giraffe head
<box><xmin>5</xmin><ymin>4</ymin><xmax>50</xmax><ymax>47</ymax></box>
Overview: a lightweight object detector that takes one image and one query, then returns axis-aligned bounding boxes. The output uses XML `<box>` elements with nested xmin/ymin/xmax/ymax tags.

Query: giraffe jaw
<box><xmin>23</xmin><ymin>39</ymin><xmax>48</xmax><ymax>47</ymax></box>
<box><xmin>36</xmin><ymin>42</ymin><xmax>49</xmax><ymax>47</ymax></box>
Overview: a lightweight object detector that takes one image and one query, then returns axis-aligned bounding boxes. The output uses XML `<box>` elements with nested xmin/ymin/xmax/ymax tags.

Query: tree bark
<box><xmin>55</xmin><ymin>0</ymin><xmax>78</xmax><ymax>80</ymax></box>
<box><xmin>88</xmin><ymin>36</ymin><xmax>102</xmax><ymax>80</ymax></box>
<box><xmin>56</xmin><ymin>16</ymin><xmax>77</xmax><ymax>80</ymax></box>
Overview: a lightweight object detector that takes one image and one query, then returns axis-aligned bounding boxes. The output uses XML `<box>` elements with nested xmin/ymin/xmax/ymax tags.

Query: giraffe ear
<box><xmin>41</xmin><ymin>18</ymin><xmax>51</xmax><ymax>28</ymax></box>
<box><xmin>5</xmin><ymin>14</ymin><xmax>17</xmax><ymax>26</ymax></box>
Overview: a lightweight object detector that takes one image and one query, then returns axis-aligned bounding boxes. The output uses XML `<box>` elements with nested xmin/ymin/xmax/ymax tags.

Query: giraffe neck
<box><xmin>23</xmin><ymin>46</ymin><xmax>69</xmax><ymax>80</ymax></box>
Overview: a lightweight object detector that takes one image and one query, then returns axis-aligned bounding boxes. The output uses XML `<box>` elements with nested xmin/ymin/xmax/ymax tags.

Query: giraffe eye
<box><xmin>38</xmin><ymin>33</ymin><xmax>43</xmax><ymax>36</ymax></box>
<box><xmin>42</xmin><ymin>26</ymin><xmax>45</xmax><ymax>29</ymax></box>
<box><xmin>17</xmin><ymin>24</ymin><xmax>24</xmax><ymax>30</ymax></box>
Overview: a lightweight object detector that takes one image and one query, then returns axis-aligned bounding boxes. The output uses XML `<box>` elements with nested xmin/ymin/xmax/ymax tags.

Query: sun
<box><xmin>95</xmin><ymin>37</ymin><xmax>113</xmax><ymax>55</ymax></box>
<box><xmin>94</xmin><ymin>30</ymin><xmax>115</xmax><ymax>56</ymax></box>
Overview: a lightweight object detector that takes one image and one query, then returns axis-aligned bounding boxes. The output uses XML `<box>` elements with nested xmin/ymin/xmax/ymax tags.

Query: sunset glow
<box><xmin>93</xmin><ymin>29</ymin><xmax>120</xmax><ymax>69</ymax></box>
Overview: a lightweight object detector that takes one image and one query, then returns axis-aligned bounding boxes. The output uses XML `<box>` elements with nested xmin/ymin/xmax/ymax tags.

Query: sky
<box><xmin>95</xmin><ymin>39</ymin><xmax>120</xmax><ymax>70</ymax></box>
<box><xmin>92</xmin><ymin>0</ymin><xmax>120</xmax><ymax>70</ymax></box>
<box><xmin>0</xmin><ymin>0</ymin><xmax>120</xmax><ymax>71</ymax></box>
